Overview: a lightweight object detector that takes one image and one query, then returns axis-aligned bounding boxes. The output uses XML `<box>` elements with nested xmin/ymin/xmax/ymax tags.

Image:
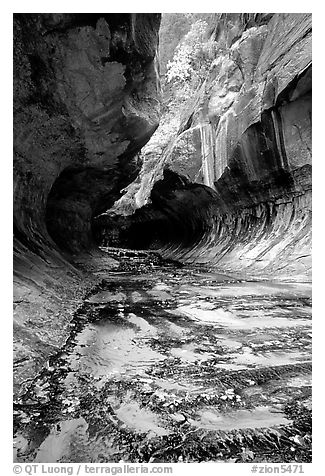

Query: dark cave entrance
<box><xmin>45</xmin><ymin>166</ymin><xmax>121</xmax><ymax>253</ymax></box>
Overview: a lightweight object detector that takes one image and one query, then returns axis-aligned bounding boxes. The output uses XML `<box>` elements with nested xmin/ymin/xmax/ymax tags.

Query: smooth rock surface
<box><xmin>14</xmin><ymin>13</ymin><xmax>161</xmax><ymax>253</ymax></box>
<box><xmin>97</xmin><ymin>13</ymin><xmax>311</xmax><ymax>280</ymax></box>
<box><xmin>13</xmin><ymin>13</ymin><xmax>161</xmax><ymax>394</ymax></box>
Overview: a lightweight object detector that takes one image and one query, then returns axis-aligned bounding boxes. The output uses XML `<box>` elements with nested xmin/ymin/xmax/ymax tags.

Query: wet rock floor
<box><xmin>13</xmin><ymin>248</ymin><xmax>312</xmax><ymax>463</ymax></box>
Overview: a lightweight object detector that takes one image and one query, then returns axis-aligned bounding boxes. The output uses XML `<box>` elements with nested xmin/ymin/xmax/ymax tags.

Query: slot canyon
<box><xmin>13</xmin><ymin>13</ymin><xmax>312</xmax><ymax>463</ymax></box>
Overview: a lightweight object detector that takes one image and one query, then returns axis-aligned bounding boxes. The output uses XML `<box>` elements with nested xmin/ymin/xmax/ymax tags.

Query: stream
<box><xmin>13</xmin><ymin>248</ymin><xmax>312</xmax><ymax>463</ymax></box>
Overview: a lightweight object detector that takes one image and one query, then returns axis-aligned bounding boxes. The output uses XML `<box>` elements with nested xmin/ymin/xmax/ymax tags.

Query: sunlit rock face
<box><xmin>96</xmin><ymin>13</ymin><xmax>311</xmax><ymax>279</ymax></box>
<box><xmin>14</xmin><ymin>13</ymin><xmax>161</xmax><ymax>253</ymax></box>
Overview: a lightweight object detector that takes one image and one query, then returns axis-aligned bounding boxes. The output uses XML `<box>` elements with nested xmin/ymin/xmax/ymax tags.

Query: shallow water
<box><xmin>14</xmin><ymin>251</ymin><xmax>312</xmax><ymax>463</ymax></box>
<box><xmin>190</xmin><ymin>406</ymin><xmax>290</xmax><ymax>431</ymax></box>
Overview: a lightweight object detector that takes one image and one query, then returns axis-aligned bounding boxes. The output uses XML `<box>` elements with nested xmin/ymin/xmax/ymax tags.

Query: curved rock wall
<box><xmin>14</xmin><ymin>13</ymin><xmax>161</xmax><ymax>253</ymax></box>
<box><xmin>13</xmin><ymin>13</ymin><xmax>161</xmax><ymax>394</ymax></box>
<box><xmin>96</xmin><ymin>13</ymin><xmax>311</xmax><ymax>280</ymax></box>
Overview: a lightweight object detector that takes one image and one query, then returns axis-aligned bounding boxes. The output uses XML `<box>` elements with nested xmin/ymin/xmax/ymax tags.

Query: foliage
<box><xmin>140</xmin><ymin>14</ymin><xmax>218</xmax><ymax>178</ymax></box>
<box><xmin>159</xmin><ymin>14</ymin><xmax>194</xmax><ymax>76</ymax></box>
<box><xmin>166</xmin><ymin>19</ymin><xmax>217</xmax><ymax>88</ymax></box>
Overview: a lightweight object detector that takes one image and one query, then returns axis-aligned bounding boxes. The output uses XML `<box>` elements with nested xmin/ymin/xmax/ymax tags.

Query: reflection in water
<box><xmin>35</xmin><ymin>418</ymin><xmax>88</xmax><ymax>463</ymax></box>
<box><xmin>190</xmin><ymin>406</ymin><xmax>290</xmax><ymax>431</ymax></box>
<box><xmin>14</xmin><ymin>264</ymin><xmax>312</xmax><ymax>463</ymax></box>
<box><xmin>114</xmin><ymin>400</ymin><xmax>169</xmax><ymax>437</ymax></box>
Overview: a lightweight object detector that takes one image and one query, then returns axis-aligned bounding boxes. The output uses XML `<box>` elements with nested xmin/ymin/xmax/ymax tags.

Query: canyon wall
<box><xmin>13</xmin><ymin>12</ymin><xmax>312</xmax><ymax>395</ymax></box>
<box><xmin>96</xmin><ymin>13</ymin><xmax>312</xmax><ymax>280</ymax></box>
<box><xmin>14</xmin><ymin>13</ymin><xmax>161</xmax><ymax>253</ymax></box>
<box><xmin>13</xmin><ymin>13</ymin><xmax>161</xmax><ymax>393</ymax></box>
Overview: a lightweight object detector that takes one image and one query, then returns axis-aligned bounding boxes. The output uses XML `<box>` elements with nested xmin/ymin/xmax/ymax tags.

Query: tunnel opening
<box><xmin>93</xmin><ymin>163</ymin><xmax>304</xmax><ymax>253</ymax></box>
<box><xmin>41</xmin><ymin>24</ymin><xmax>311</xmax><ymax>279</ymax></box>
<box><xmin>93</xmin><ymin>169</ymin><xmax>218</xmax><ymax>251</ymax></box>
<box><xmin>13</xmin><ymin>14</ymin><xmax>313</xmax><ymax>465</ymax></box>
<box><xmin>93</xmin><ymin>65</ymin><xmax>311</xmax><ymax>276</ymax></box>
<box><xmin>46</xmin><ymin>166</ymin><xmax>125</xmax><ymax>253</ymax></box>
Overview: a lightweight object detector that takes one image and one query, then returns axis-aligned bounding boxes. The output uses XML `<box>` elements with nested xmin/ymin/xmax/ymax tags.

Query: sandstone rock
<box><xmin>13</xmin><ymin>13</ymin><xmax>161</xmax><ymax>395</ymax></box>
<box><xmin>97</xmin><ymin>13</ymin><xmax>312</xmax><ymax>280</ymax></box>
<box><xmin>14</xmin><ymin>13</ymin><xmax>161</xmax><ymax>253</ymax></box>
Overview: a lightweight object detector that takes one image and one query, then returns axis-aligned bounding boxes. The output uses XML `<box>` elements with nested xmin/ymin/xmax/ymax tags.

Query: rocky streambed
<box><xmin>13</xmin><ymin>248</ymin><xmax>312</xmax><ymax>463</ymax></box>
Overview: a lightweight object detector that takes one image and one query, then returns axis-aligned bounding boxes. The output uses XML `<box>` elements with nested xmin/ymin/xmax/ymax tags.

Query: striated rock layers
<box><xmin>96</xmin><ymin>13</ymin><xmax>312</xmax><ymax>279</ymax></box>
<box><xmin>13</xmin><ymin>13</ymin><xmax>161</xmax><ymax>393</ymax></box>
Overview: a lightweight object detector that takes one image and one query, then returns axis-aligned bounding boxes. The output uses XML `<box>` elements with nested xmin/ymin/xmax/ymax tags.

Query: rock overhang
<box><xmin>14</xmin><ymin>13</ymin><xmax>161</xmax><ymax>253</ymax></box>
<box><xmin>94</xmin><ymin>13</ymin><xmax>312</xmax><ymax>280</ymax></box>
